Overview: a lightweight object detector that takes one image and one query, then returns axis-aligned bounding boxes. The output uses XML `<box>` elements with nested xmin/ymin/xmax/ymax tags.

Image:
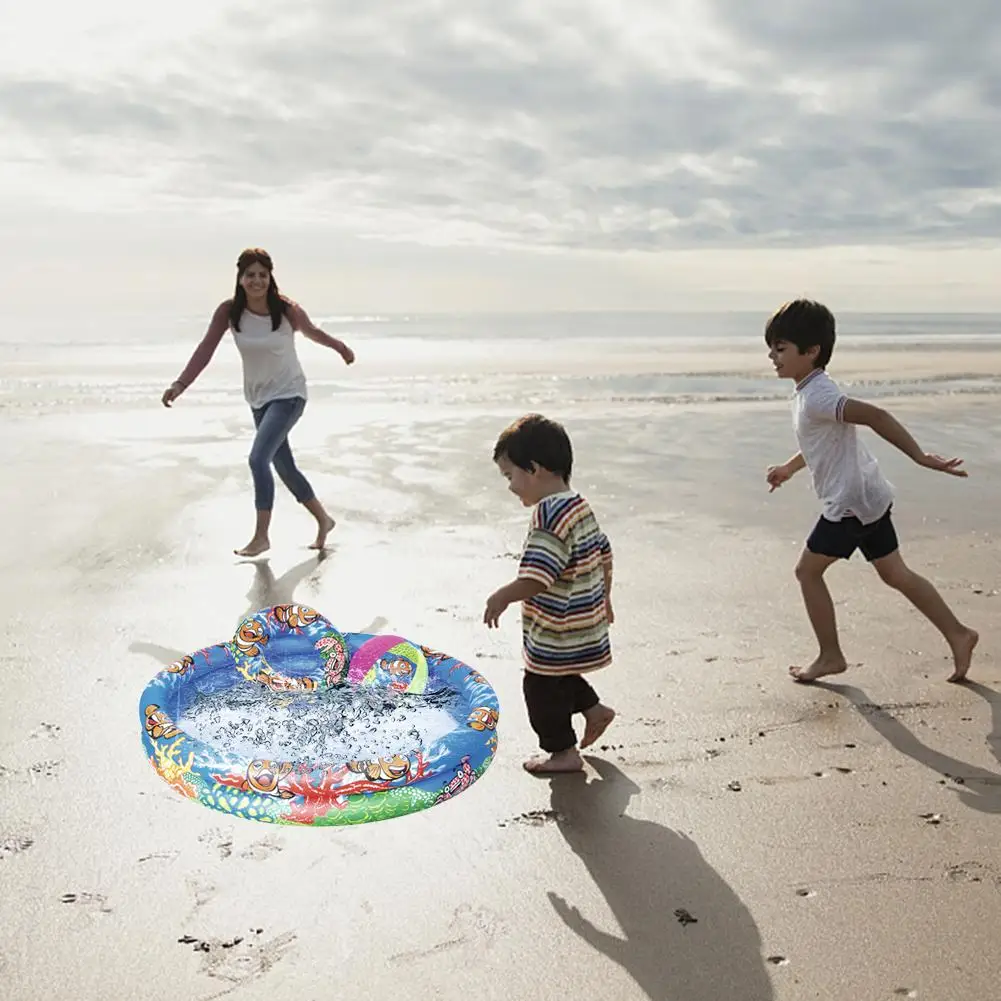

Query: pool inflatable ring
<box><xmin>138</xmin><ymin>605</ymin><xmax>499</xmax><ymax>825</ymax></box>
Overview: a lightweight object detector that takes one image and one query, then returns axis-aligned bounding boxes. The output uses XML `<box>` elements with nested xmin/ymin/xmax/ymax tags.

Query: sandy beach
<box><xmin>2</xmin><ymin>322</ymin><xmax>1000</xmax><ymax>1000</ymax></box>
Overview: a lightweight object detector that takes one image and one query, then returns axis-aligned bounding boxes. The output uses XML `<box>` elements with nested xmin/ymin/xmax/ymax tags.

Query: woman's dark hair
<box><xmin>764</xmin><ymin>299</ymin><xmax>836</xmax><ymax>369</ymax></box>
<box><xmin>230</xmin><ymin>247</ymin><xmax>291</xmax><ymax>331</ymax></box>
<box><xmin>493</xmin><ymin>414</ymin><xmax>573</xmax><ymax>480</ymax></box>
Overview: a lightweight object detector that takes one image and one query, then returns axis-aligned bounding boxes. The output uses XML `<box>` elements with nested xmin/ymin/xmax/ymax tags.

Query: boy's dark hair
<box><xmin>493</xmin><ymin>414</ymin><xmax>573</xmax><ymax>480</ymax></box>
<box><xmin>764</xmin><ymin>299</ymin><xmax>836</xmax><ymax>368</ymax></box>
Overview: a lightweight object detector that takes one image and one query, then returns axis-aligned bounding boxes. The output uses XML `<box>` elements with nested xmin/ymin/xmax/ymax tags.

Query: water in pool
<box><xmin>179</xmin><ymin>683</ymin><xmax>463</xmax><ymax>762</ymax></box>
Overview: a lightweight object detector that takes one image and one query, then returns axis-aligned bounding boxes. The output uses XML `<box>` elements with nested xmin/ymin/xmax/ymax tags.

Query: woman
<box><xmin>161</xmin><ymin>247</ymin><xmax>355</xmax><ymax>557</ymax></box>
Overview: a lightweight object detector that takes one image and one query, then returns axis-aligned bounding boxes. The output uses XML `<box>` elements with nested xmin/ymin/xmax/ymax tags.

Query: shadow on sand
<box><xmin>546</xmin><ymin>757</ymin><xmax>774</xmax><ymax>1001</ymax></box>
<box><xmin>238</xmin><ymin>552</ymin><xmax>329</xmax><ymax>620</ymax></box>
<box><xmin>129</xmin><ymin>553</ymin><xmax>330</xmax><ymax>667</ymax></box>
<box><xmin>817</xmin><ymin>681</ymin><xmax>1001</xmax><ymax>814</ymax></box>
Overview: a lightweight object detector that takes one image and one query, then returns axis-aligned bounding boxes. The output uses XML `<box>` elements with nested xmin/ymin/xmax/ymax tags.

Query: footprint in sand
<box><xmin>180</xmin><ymin>928</ymin><xmax>299</xmax><ymax>986</ymax></box>
<box><xmin>137</xmin><ymin>850</ymin><xmax>181</xmax><ymax>865</ymax></box>
<box><xmin>27</xmin><ymin>759</ymin><xmax>63</xmax><ymax>781</ymax></box>
<box><xmin>497</xmin><ymin>809</ymin><xmax>560</xmax><ymax>828</ymax></box>
<box><xmin>0</xmin><ymin>760</ymin><xmax>63</xmax><ymax>784</ymax></box>
<box><xmin>29</xmin><ymin>722</ymin><xmax>61</xmax><ymax>741</ymax></box>
<box><xmin>198</xmin><ymin>828</ymin><xmax>234</xmax><ymax>859</ymax></box>
<box><xmin>239</xmin><ymin>837</ymin><xmax>284</xmax><ymax>862</ymax></box>
<box><xmin>388</xmin><ymin>904</ymin><xmax>503</xmax><ymax>963</ymax></box>
<box><xmin>449</xmin><ymin>904</ymin><xmax>502</xmax><ymax>945</ymax></box>
<box><xmin>25</xmin><ymin>760</ymin><xmax>62</xmax><ymax>784</ymax></box>
<box><xmin>644</xmin><ymin>775</ymin><xmax>686</xmax><ymax>793</ymax></box>
<box><xmin>179</xmin><ymin>932</ymin><xmax>246</xmax><ymax>952</ymax></box>
<box><xmin>1</xmin><ymin>834</ymin><xmax>35</xmax><ymax>860</ymax></box>
<box><xmin>59</xmin><ymin>892</ymin><xmax>112</xmax><ymax>914</ymax></box>
<box><xmin>185</xmin><ymin>875</ymin><xmax>218</xmax><ymax>912</ymax></box>
<box><xmin>946</xmin><ymin>861</ymin><xmax>1001</xmax><ymax>886</ymax></box>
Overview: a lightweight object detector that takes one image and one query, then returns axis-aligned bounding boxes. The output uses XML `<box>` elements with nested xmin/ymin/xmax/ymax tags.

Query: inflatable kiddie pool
<box><xmin>138</xmin><ymin>605</ymin><xmax>499</xmax><ymax>825</ymax></box>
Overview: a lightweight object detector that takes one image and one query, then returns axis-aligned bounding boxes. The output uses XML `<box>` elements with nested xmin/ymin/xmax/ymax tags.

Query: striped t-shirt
<box><xmin>517</xmin><ymin>491</ymin><xmax>613</xmax><ymax>676</ymax></box>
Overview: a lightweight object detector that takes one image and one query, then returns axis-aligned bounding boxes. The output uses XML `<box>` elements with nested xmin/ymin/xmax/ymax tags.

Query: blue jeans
<box><xmin>248</xmin><ymin>396</ymin><xmax>316</xmax><ymax>510</ymax></box>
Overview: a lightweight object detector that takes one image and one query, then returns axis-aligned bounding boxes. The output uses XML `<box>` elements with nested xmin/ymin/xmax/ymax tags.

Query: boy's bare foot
<box><xmin>308</xmin><ymin>515</ymin><xmax>336</xmax><ymax>551</ymax></box>
<box><xmin>946</xmin><ymin>627</ymin><xmax>978</xmax><ymax>683</ymax></box>
<box><xmin>789</xmin><ymin>654</ymin><xmax>848</xmax><ymax>683</ymax></box>
<box><xmin>234</xmin><ymin>537</ymin><xmax>270</xmax><ymax>557</ymax></box>
<box><xmin>580</xmin><ymin>704</ymin><xmax>616</xmax><ymax>749</ymax></box>
<box><xmin>523</xmin><ymin>749</ymin><xmax>584</xmax><ymax>775</ymax></box>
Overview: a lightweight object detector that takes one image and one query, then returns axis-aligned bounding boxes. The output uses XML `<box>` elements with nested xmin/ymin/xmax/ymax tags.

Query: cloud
<box><xmin>1</xmin><ymin>0</ymin><xmax>1000</xmax><ymax>252</ymax></box>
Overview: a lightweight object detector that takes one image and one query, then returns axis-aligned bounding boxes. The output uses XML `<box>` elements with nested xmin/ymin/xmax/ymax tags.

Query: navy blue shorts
<box><xmin>806</xmin><ymin>506</ymin><xmax>898</xmax><ymax>562</ymax></box>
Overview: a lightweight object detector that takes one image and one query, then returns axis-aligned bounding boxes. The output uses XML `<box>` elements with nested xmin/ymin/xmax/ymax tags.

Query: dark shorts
<box><xmin>806</xmin><ymin>506</ymin><xmax>898</xmax><ymax>562</ymax></box>
<box><xmin>522</xmin><ymin>671</ymin><xmax>600</xmax><ymax>753</ymax></box>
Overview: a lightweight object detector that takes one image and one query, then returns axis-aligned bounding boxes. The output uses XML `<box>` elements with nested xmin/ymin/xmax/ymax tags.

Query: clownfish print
<box><xmin>256</xmin><ymin>664</ymin><xmax>318</xmax><ymax>693</ymax></box>
<box><xmin>234</xmin><ymin>619</ymin><xmax>267</xmax><ymax>658</ymax></box>
<box><xmin>167</xmin><ymin>655</ymin><xmax>194</xmax><ymax>676</ymax></box>
<box><xmin>381</xmin><ymin>657</ymin><xmax>415</xmax><ymax>691</ymax></box>
<box><xmin>347</xmin><ymin>755</ymin><xmax>412</xmax><ymax>782</ymax></box>
<box><xmin>270</xmin><ymin>604</ymin><xmax>319</xmax><ymax>630</ymax></box>
<box><xmin>144</xmin><ymin>704</ymin><xmax>181</xmax><ymax>740</ymax></box>
<box><xmin>467</xmin><ymin>707</ymin><xmax>499</xmax><ymax>732</ymax></box>
<box><xmin>242</xmin><ymin>759</ymin><xmax>295</xmax><ymax>799</ymax></box>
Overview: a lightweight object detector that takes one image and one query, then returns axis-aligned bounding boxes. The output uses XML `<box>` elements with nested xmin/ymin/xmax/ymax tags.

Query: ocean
<box><xmin>3</xmin><ymin>310</ymin><xmax>1000</xmax><ymax>417</ymax></box>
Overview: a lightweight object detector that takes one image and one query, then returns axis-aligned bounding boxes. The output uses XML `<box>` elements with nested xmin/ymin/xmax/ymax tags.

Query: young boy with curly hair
<box><xmin>484</xmin><ymin>414</ymin><xmax>616</xmax><ymax>774</ymax></box>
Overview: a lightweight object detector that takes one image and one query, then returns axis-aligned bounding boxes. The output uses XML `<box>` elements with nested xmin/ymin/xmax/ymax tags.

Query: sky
<box><xmin>2</xmin><ymin>0</ymin><xmax>1001</xmax><ymax>314</ymax></box>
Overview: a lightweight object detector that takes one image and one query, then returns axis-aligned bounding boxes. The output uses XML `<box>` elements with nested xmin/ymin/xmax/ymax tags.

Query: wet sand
<box><xmin>1</xmin><ymin>343</ymin><xmax>1000</xmax><ymax>1000</ymax></box>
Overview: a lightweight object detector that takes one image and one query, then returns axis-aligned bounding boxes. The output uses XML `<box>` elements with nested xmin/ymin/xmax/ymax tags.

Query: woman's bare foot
<box><xmin>789</xmin><ymin>654</ymin><xmax>848</xmax><ymax>683</ymax></box>
<box><xmin>234</xmin><ymin>537</ymin><xmax>270</xmax><ymax>557</ymax></box>
<box><xmin>523</xmin><ymin>749</ymin><xmax>584</xmax><ymax>775</ymax></box>
<box><xmin>580</xmin><ymin>704</ymin><xmax>616</xmax><ymax>749</ymax></box>
<box><xmin>308</xmin><ymin>515</ymin><xmax>336</xmax><ymax>551</ymax></box>
<box><xmin>946</xmin><ymin>627</ymin><xmax>979</xmax><ymax>683</ymax></box>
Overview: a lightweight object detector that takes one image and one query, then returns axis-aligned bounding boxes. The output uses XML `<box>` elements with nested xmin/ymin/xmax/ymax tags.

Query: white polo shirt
<box><xmin>793</xmin><ymin>369</ymin><xmax>894</xmax><ymax>525</ymax></box>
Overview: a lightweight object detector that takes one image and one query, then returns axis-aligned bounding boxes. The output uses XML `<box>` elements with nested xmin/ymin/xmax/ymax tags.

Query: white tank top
<box><xmin>230</xmin><ymin>310</ymin><xmax>308</xmax><ymax>409</ymax></box>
